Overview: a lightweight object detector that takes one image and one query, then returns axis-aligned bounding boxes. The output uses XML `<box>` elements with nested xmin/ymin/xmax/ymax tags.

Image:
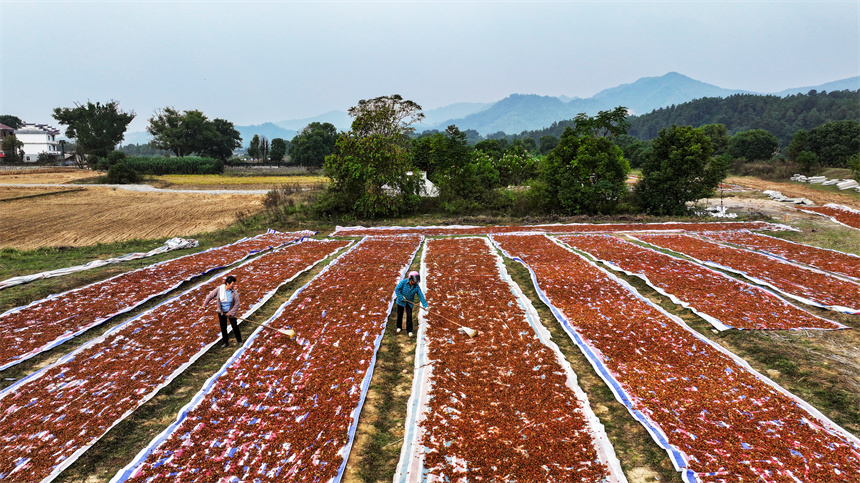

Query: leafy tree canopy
<box><xmin>270</xmin><ymin>138</ymin><xmax>288</xmax><ymax>163</ymax></box>
<box><xmin>347</xmin><ymin>94</ymin><xmax>424</xmax><ymax>140</ymax></box>
<box><xmin>52</xmin><ymin>100</ymin><xmax>135</xmax><ymax>159</ymax></box>
<box><xmin>539</xmin><ymin>135</ymin><xmax>559</xmax><ymax>155</ymax></box>
<box><xmin>411</xmin><ymin>125</ymin><xmax>472</xmax><ymax>179</ymax></box>
<box><xmin>728</xmin><ymin>129</ymin><xmax>779</xmax><ymax>161</ymax></box>
<box><xmin>572</xmin><ymin>106</ymin><xmax>631</xmax><ymax>138</ymax></box>
<box><xmin>699</xmin><ymin>124</ymin><xmax>730</xmax><ymax>155</ymax></box>
<box><xmin>289</xmin><ymin>122</ymin><xmax>338</xmax><ymax>167</ymax></box>
<box><xmin>147</xmin><ymin>108</ymin><xmax>241</xmax><ymax>160</ymax></box>
<box><xmin>805</xmin><ymin>120</ymin><xmax>860</xmax><ymax>167</ymax></box>
<box><xmin>0</xmin><ymin>115</ymin><xmax>23</xmax><ymax>129</ymax></box>
<box><xmin>474</xmin><ymin>139</ymin><xmax>506</xmax><ymax>158</ymax></box>
<box><xmin>319</xmin><ymin>95</ymin><xmax>422</xmax><ymax>218</ymax></box>
<box><xmin>537</xmin><ymin>117</ymin><xmax>630</xmax><ymax>215</ymax></box>
<box><xmin>636</xmin><ymin>125</ymin><xmax>725</xmax><ymax>216</ymax></box>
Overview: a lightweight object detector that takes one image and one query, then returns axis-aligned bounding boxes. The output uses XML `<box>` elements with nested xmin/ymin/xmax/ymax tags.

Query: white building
<box><xmin>15</xmin><ymin>123</ymin><xmax>61</xmax><ymax>162</ymax></box>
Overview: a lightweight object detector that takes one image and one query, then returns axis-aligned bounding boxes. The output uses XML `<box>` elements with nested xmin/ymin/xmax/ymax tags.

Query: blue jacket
<box><xmin>395</xmin><ymin>278</ymin><xmax>427</xmax><ymax>308</ymax></box>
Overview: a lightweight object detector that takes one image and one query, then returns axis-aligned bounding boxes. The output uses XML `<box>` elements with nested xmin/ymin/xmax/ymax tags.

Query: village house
<box><xmin>0</xmin><ymin>123</ymin><xmax>14</xmax><ymax>141</ymax></box>
<box><xmin>15</xmin><ymin>123</ymin><xmax>61</xmax><ymax>162</ymax></box>
<box><xmin>0</xmin><ymin>123</ymin><xmax>15</xmax><ymax>160</ymax></box>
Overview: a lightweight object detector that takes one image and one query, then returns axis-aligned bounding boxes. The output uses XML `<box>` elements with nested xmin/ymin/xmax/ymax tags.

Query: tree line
<box><xmin>1</xmin><ymin>103</ymin><xmax>342</xmax><ymax>170</ymax></box>
<box><xmin>313</xmin><ymin>96</ymin><xmax>726</xmax><ymax>220</ymax></box>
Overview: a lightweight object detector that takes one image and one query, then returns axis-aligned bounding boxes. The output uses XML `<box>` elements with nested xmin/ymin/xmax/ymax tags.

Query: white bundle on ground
<box><xmin>0</xmin><ymin>237</ymin><xmax>198</xmax><ymax>290</ymax></box>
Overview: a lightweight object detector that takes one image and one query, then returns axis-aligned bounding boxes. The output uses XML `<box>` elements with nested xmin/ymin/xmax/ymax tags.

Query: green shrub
<box><xmin>796</xmin><ymin>151</ymin><xmax>819</xmax><ymax>174</ymax></box>
<box><xmin>107</xmin><ymin>150</ymin><xmax>128</xmax><ymax>165</ymax></box>
<box><xmin>105</xmin><ymin>162</ymin><xmax>141</xmax><ymax>184</ymax></box>
<box><xmin>122</xmin><ymin>156</ymin><xmax>224</xmax><ymax>175</ymax></box>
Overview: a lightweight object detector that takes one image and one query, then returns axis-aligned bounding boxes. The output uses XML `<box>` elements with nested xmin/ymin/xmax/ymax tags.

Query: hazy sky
<box><xmin>2</xmin><ymin>0</ymin><xmax>858</xmax><ymax>133</ymax></box>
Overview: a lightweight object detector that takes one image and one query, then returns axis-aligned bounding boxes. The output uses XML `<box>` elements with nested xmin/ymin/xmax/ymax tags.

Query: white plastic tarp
<box><xmin>0</xmin><ymin>238</ymin><xmax>198</xmax><ymax>290</ymax></box>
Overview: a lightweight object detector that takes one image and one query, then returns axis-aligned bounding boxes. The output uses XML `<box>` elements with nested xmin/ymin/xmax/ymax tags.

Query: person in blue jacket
<box><xmin>395</xmin><ymin>271</ymin><xmax>428</xmax><ymax>337</ymax></box>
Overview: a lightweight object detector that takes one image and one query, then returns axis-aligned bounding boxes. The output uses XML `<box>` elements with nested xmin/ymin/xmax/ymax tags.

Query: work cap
<box><xmin>408</xmin><ymin>271</ymin><xmax>421</xmax><ymax>283</ymax></box>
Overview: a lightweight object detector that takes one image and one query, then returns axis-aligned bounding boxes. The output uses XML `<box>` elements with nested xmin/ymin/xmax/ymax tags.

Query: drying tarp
<box><xmin>331</xmin><ymin>221</ymin><xmax>794</xmax><ymax>237</ymax></box>
<box><xmin>634</xmin><ymin>233</ymin><xmax>860</xmax><ymax>314</ymax></box>
<box><xmin>700</xmin><ymin>229</ymin><xmax>860</xmax><ymax>282</ymax></box>
<box><xmin>0</xmin><ymin>237</ymin><xmax>198</xmax><ymax>291</ymax></box>
<box><xmin>0</xmin><ymin>230</ymin><xmax>314</xmax><ymax>371</ymax></box>
<box><xmin>0</xmin><ymin>239</ymin><xmax>347</xmax><ymax>482</ymax></box>
<box><xmin>490</xmin><ymin>233</ymin><xmax>860</xmax><ymax>483</ymax></box>
<box><xmin>111</xmin><ymin>235</ymin><xmax>423</xmax><ymax>483</ymax></box>
<box><xmin>796</xmin><ymin>203</ymin><xmax>860</xmax><ymax>230</ymax></box>
<box><xmin>557</xmin><ymin>234</ymin><xmax>844</xmax><ymax>331</ymax></box>
<box><xmin>395</xmin><ymin>236</ymin><xmax>625</xmax><ymax>482</ymax></box>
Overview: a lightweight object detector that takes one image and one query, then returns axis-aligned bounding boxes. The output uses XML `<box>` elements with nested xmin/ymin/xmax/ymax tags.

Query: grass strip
<box><xmin>347</xmin><ymin>245</ymin><xmax>423</xmax><ymax>483</ymax></box>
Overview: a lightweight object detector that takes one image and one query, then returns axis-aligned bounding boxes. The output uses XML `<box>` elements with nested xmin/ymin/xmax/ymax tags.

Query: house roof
<box><xmin>0</xmin><ymin>123</ymin><xmax>14</xmax><ymax>132</ymax></box>
<box><xmin>15</xmin><ymin>123</ymin><xmax>60</xmax><ymax>135</ymax></box>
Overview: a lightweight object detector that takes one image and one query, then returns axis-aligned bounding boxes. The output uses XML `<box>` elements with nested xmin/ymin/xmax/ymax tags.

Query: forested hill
<box><xmin>627</xmin><ymin>90</ymin><xmax>859</xmax><ymax>145</ymax></box>
<box><xmin>521</xmin><ymin>89</ymin><xmax>859</xmax><ymax>147</ymax></box>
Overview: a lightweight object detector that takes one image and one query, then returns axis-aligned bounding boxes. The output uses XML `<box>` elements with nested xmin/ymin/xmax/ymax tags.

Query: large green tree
<box><xmin>201</xmin><ymin>118</ymin><xmax>242</xmax><ymax>161</ymax></box>
<box><xmin>727</xmin><ymin>129</ymin><xmax>780</xmax><ymax>161</ymax></box>
<box><xmin>247</xmin><ymin>135</ymin><xmax>261</xmax><ymax>160</ymax></box>
<box><xmin>0</xmin><ymin>115</ymin><xmax>23</xmax><ymax>129</ymax></box>
<box><xmin>805</xmin><ymin>120</ymin><xmax>860</xmax><ymax>167</ymax></box>
<box><xmin>539</xmin><ymin>135</ymin><xmax>559</xmax><ymax>155</ymax></box>
<box><xmin>147</xmin><ymin>108</ymin><xmax>241</xmax><ymax>160</ymax></box>
<box><xmin>270</xmin><ymin>138</ymin><xmax>288</xmax><ymax>164</ymax></box>
<box><xmin>473</xmin><ymin>139</ymin><xmax>506</xmax><ymax>158</ymax></box>
<box><xmin>319</xmin><ymin>95</ymin><xmax>422</xmax><ymax>218</ymax></box>
<box><xmin>537</xmin><ymin>124</ymin><xmax>630</xmax><ymax>215</ymax></box>
<box><xmin>636</xmin><ymin>125</ymin><xmax>725</xmax><ymax>216</ymax></box>
<box><xmin>52</xmin><ymin>100</ymin><xmax>135</xmax><ymax>161</ymax></box>
<box><xmin>572</xmin><ymin>106</ymin><xmax>631</xmax><ymax>138</ymax></box>
<box><xmin>412</xmin><ymin>125</ymin><xmax>471</xmax><ymax>180</ymax></box>
<box><xmin>289</xmin><ymin>122</ymin><xmax>338</xmax><ymax>167</ymax></box>
<box><xmin>699</xmin><ymin>124</ymin><xmax>730</xmax><ymax>155</ymax></box>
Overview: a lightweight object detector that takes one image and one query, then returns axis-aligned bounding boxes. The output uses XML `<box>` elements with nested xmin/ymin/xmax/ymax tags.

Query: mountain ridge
<box><xmin>120</xmin><ymin>73</ymin><xmax>859</xmax><ymax>146</ymax></box>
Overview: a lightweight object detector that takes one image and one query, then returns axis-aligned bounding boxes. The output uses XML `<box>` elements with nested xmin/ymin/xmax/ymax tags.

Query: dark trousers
<box><xmin>218</xmin><ymin>313</ymin><xmax>242</xmax><ymax>343</ymax></box>
<box><xmin>396</xmin><ymin>303</ymin><xmax>413</xmax><ymax>333</ymax></box>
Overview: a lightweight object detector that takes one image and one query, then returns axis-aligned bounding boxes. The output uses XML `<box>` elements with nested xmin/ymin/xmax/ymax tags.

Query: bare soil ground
<box><xmin>0</xmin><ymin>187</ymin><xmax>263</xmax><ymax>249</ymax></box>
<box><xmin>726</xmin><ymin>176</ymin><xmax>860</xmax><ymax>210</ymax></box>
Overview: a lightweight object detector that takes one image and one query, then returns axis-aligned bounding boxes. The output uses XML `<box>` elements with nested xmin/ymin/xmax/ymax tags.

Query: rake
<box><xmin>235</xmin><ymin>316</ymin><xmax>296</xmax><ymax>339</ymax></box>
<box><xmin>404</xmin><ymin>300</ymin><xmax>477</xmax><ymax>338</ymax></box>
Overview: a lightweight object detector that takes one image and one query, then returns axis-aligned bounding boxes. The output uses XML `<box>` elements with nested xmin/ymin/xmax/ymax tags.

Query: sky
<box><xmin>1</xmin><ymin>0</ymin><xmax>858</xmax><ymax>134</ymax></box>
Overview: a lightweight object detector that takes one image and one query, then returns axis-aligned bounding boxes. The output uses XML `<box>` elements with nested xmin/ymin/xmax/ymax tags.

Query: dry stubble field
<box><xmin>0</xmin><ymin>170</ymin><xmax>264</xmax><ymax>250</ymax></box>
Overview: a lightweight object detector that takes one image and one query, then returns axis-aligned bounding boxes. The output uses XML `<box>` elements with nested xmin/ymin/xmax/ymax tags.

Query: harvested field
<box><xmin>0</xmin><ymin>186</ymin><xmax>82</xmax><ymax>201</ymax></box>
<box><xmin>0</xmin><ymin>187</ymin><xmax>263</xmax><ymax>249</ymax></box>
<box><xmin>151</xmin><ymin>174</ymin><xmax>328</xmax><ymax>190</ymax></box>
<box><xmin>0</xmin><ymin>168</ymin><xmax>100</xmax><ymax>185</ymax></box>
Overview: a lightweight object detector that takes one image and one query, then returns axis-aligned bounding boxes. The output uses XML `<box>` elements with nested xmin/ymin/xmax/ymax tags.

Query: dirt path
<box><xmin>726</xmin><ymin>176</ymin><xmax>860</xmax><ymax>210</ymax></box>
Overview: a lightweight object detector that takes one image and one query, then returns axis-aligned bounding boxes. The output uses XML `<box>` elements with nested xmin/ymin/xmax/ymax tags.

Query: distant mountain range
<box><xmin>121</xmin><ymin>72</ymin><xmax>859</xmax><ymax>146</ymax></box>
